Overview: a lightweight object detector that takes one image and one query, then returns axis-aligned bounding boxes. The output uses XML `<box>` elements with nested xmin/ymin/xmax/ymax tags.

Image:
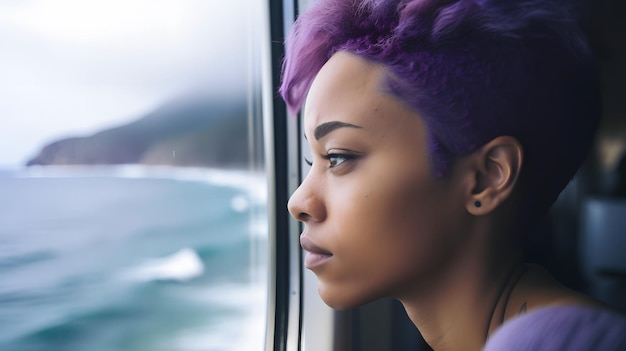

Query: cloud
<box><xmin>0</xmin><ymin>0</ymin><xmax>260</xmax><ymax>167</ymax></box>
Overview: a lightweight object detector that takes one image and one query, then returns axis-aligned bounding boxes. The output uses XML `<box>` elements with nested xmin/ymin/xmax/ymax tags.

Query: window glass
<box><xmin>0</xmin><ymin>1</ymin><xmax>267</xmax><ymax>350</ymax></box>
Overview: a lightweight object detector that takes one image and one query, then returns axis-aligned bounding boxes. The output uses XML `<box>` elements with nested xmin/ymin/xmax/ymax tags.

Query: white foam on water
<box><xmin>17</xmin><ymin>165</ymin><xmax>268</xmax><ymax>203</ymax></box>
<box><xmin>121</xmin><ymin>248</ymin><xmax>204</xmax><ymax>283</ymax></box>
<box><xmin>230</xmin><ymin>195</ymin><xmax>250</xmax><ymax>213</ymax></box>
<box><xmin>17</xmin><ymin>165</ymin><xmax>120</xmax><ymax>178</ymax></box>
<box><xmin>247</xmin><ymin>216</ymin><xmax>268</xmax><ymax>240</ymax></box>
<box><xmin>171</xmin><ymin>282</ymin><xmax>267</xmax><ymax>351</ymax></box>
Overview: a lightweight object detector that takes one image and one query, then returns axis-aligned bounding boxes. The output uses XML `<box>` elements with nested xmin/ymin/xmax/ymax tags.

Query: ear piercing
<box><xmin>474</xmin><ymin>201</ymin><xmax>482</xmax><ymax>208</ymax></box>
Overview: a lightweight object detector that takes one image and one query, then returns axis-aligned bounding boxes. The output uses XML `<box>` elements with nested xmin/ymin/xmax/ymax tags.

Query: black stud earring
<box><xmin>474</xmin><ymin>201</ymin><xmax>482</xmax><ymax>208</ymax></box>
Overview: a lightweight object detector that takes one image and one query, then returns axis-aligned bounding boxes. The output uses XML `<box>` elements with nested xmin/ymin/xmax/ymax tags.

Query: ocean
<box><xmin>0</xmin><ymin>166</ymin><xmax>268</xmax><ymax>351</ymax></box>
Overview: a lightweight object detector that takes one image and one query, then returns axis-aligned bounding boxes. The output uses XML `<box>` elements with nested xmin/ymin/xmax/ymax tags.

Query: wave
<box><xmin>17</xmin><ymin>165</ymin><xmax>267</xmax><ymax>202</ymax></box>
<box><xmin>0</xmin><ymin>250</ymin><xmax>56</xmax><ymax>271</ymax></box>
<box><xmin>0</xmin><ymin>290</ymin><xmax>54</xmax><ymax>306</ymax></box>
<box><xmin>121</xmin><ymin>248</ymin><xmax>205</xmax><ymax>283</ymax></box>
<box><xmin>7</xmin><ymin>281</ymin><xmax>267</xmax><ymax>351</ymax></box>
<box><xmin>248</xmin><ymin>216</ymin><xmax>269</xmax><ymax>239</ymax></box>
<box><xmin>172</xmin><ymin>283</ymin><xmax>267</xmax><ymax>351</ymax></box>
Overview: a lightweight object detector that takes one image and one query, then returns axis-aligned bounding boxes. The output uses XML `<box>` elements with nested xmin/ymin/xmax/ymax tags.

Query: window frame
<box><xmin>263</xmin><ymin>1</ymin><xmax>303</xmax><ymax>350</ymax></box>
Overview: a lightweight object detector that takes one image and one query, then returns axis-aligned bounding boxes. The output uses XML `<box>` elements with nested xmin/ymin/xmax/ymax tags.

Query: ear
<box><xmin>464</xmin><ymin>136</ymin><xmax>523</xmax><ymax>216</ymax></box>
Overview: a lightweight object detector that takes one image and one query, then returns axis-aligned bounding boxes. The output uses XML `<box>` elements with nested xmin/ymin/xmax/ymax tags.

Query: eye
<box><xmin>306</xmin><ymin>151</ymin><xmax>359</xmax><ymax>170</ymax></box>
<box><xmin>323</xmin><ymin>153</ymin><xmax>354</xmax><ymax>168</ymax></box>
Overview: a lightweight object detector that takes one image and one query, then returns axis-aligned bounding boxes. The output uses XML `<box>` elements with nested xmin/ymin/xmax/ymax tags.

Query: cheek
<box><xmin>320</xmin><ymin>163</ymin><xmax>453</xmax><ymax>304</ymax></box>
<box><xmin>360</xmin><ymin>161</ymin><xmax>444</xmax><ymax>244</ymax></box>
<box><xmin>328</xmin><ymin>158</ymin><xmax>446</xmax><ymax>257</ymax></box>
<box><xmin>364</xmin><ymin>171</ymin><xmax>450</xmax><ymax>273</ymax></box>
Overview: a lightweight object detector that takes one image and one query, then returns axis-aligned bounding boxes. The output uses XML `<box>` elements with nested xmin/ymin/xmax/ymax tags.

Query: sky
<box><xmin>0</xmin><ymin>0</ymin><xmax>259</xmax><ymax>167</ymax></box>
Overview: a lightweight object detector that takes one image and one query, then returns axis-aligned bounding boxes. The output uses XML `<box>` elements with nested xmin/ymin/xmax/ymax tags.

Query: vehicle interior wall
<box><xmin>464</xmin><ymin>0</ymin><xmax>626</xmax><ymax>319</ymax></box>
<box><xmin>572</xmin><ymin>0</ymin><xmax>626</xmax><ymax>311</ymax></box>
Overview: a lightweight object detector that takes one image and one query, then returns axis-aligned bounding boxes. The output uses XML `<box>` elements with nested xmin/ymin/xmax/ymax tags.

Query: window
<box><xmin>0</xmin><ymin>1</ymin><xmax>268</xmax><ymax>350</ymax></box>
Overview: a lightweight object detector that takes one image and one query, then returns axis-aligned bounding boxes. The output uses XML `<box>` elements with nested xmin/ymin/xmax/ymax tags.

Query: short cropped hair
<box><xmin>280</xmin><ymin>0</ymin><xmax>600</xmax><ymax>217</ymax></box>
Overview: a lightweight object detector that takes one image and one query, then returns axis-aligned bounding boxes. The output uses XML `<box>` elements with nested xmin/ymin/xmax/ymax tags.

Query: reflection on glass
<box><xmin>0</xmin><ymin>1</ymin><xmax>267</xmax><ymax>350</ymax></box>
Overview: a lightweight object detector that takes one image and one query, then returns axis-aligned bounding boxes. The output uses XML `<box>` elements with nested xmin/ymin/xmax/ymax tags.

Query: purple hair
<box><xmin>280</xmin><ymin>0</ymin><xmax>600</xmax><ymax>216</ymax></box>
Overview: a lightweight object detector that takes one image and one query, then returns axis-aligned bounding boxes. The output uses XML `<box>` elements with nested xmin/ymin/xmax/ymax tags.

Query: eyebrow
<box><xmin>314</xmin><ymin>121</ymin><xmax>362</xmax><ymax>141</ymax></box>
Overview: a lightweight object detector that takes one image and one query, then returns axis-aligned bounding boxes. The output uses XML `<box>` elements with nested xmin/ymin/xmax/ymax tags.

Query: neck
<box><xmin>485</xmin><ymin>262</ymin><xmax>527</xmax><ymax>340</ymax></box>
<box><xmin>398</xmin><ymin>228</ymin><xmax>524</xmax><ymax>351</ymax></box>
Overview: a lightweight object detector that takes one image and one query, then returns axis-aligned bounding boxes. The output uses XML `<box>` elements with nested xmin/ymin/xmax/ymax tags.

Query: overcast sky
<box><xmin>0</xmin><ymin>0</ymin><xmax>259</xmax><ymax>168</ymax></box>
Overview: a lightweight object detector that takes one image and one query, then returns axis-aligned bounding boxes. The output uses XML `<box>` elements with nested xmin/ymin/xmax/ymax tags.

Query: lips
<box><xmin>300</xmin><ymin>235</ymin><xmax>333</xmax><ymax>269</ymax></box>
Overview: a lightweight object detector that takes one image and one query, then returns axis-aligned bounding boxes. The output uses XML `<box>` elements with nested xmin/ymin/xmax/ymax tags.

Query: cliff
<box><xmin>26</xmin><ymin>96</ymin><xmax>256</xmax><ymax>169</ymax></box>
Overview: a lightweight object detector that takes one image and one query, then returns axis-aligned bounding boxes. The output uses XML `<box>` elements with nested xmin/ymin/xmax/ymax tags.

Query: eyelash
<box><xmin>305</xmin><ymin>153</ymin><xmax>355</xmax><ymax>169</ymax></box>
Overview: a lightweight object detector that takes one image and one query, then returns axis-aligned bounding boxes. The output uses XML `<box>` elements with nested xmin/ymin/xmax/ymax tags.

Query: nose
<box><xmin>287</xmin><ymin>174</ymin><xmax>326</xmax><ymax>223</ymax></box>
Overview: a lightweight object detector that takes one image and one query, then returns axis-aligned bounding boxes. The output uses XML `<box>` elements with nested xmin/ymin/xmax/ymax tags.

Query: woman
<box><xmin>281</xmin><ymin>0</ymin><xmax>626</xmax><ymax>350</ymax></box>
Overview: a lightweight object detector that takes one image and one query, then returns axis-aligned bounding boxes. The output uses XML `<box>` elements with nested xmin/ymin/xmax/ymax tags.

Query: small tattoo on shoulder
<box><xmin>519</xmin><ymin>302</ymin><xmax>527</xmax><ymax>315</ymax></box>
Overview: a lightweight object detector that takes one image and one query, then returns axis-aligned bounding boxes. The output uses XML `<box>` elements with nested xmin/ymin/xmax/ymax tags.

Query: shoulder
<box><xmin>483</xmin><ymin>305</ymin><xmax>626</xmax><ymax>351</ymax></box>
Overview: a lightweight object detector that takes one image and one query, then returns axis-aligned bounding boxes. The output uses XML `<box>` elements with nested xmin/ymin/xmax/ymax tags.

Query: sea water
<box><xmin>0</xmin><ymin>166</ymin><xmax>268</xmax><ymax>351</ymax></box>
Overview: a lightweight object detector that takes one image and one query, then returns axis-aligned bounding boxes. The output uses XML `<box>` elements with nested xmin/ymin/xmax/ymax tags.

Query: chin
<box><xmin>318</xmin><ymin>283</ymin><xmax>381</xmax><ymax>311</ymax></box>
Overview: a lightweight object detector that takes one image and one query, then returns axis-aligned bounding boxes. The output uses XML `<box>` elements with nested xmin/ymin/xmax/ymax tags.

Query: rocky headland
<box><xmin>27</xmin><ymin>95</ymin><xmax>258</xmax><ymax>169</ymax></box>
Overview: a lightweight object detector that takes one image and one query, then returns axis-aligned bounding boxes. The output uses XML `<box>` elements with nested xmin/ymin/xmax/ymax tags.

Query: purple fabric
<box><xmin>483</xmin><ymin>306</ymin><xmax>626</xmax><ymax>351</ymax></box>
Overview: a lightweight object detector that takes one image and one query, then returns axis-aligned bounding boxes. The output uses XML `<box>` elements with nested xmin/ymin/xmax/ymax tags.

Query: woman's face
<box><xmin>287</xmin><ymin>51</ymin><xmax>469</xmax><ymax>309</ymax></box>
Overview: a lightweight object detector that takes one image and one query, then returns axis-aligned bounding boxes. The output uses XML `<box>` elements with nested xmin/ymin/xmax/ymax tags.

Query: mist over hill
<box><xmin>26</xmin><ymin>95</ymin><xmax>257</xmax><ymax>169</ymax></box>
